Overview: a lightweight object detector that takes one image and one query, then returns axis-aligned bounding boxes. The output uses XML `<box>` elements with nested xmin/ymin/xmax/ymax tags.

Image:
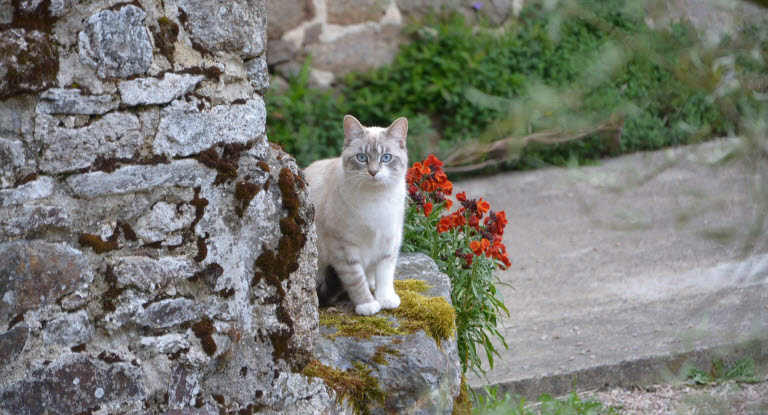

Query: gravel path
<box><xmin>593</xmin><ymin>381</ymin><xmax>768</xmax><ymax>414</ymax></box>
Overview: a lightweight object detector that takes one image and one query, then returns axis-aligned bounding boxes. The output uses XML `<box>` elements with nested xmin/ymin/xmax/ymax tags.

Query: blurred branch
<box><xmin>443</xmin><ymin>117</ymin><xmax>624</xmax><ymax>173</ymax></box>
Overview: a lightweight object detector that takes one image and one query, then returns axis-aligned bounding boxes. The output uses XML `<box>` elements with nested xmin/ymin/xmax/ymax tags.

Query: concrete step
<box><xmin>453</xmin><ymin>139</ymin><xmax>768</xmax><ymax>398</ymax></box>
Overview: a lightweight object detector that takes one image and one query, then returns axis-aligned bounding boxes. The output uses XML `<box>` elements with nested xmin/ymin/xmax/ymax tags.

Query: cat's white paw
<box><xmin>355</xmin><ymin>301</ymin><xmax>382</xmax><ymax>316</ymax></box>
<box><xmin>375</xmin><ymin>292</ymin><xmax>400</xmax><ymax>309</ymax></box>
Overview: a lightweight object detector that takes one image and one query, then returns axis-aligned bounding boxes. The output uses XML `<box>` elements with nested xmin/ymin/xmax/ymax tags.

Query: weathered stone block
<box><xmin>36</xmin><ymin>88</ymin><xmax>119</xmax><ymax>115</ymax></box>
<box><xmin>0</xmin><ymin>176</ymin><xmax>55</xmax><ymax>207</ymax></box>
<box><xmin>327</xmin><ymin>0</ymin><xmax>392</xmax><ymax>25</ymax></box>
<box><xmin>136</xmin><ymin>333</ymin><xmax>191</xmax><ymax>355</ymax></box>
<box><xmin>306</xmin><ymin>25</ymin><xmax>403</xmax><ymax>74</ymax></box>
<box><xmin>0</xmin><ymin>137</ymin><xmax>26</xmax><ymax>185</ymax></box>
<box><xmin>0</xmin><ymin>354</ymin><xmax>144</xmax><ymax>415</ymax></box>
<box><xmin>118</xmin><ymin>73</ymin><xmax>204</xmax><ymax>106</ymax></box>
<box><xmin>42</xmin><ymin>309</ymin><xmax>94</xmax><ymax>347</ymax></box>
<box><xmin>178</xmin><ymin>0</ymin><xmax>266</xmax><ymax>58</ymax></box>
<box><xmin>152</xmin><ymin>98</ymin><xmax>266</xmax><ymax>157</ymax></box>
<box><xmin>265</xmin><ymin>0</ymin><xmax>314</xmax><ymax>40</ymax></box>
<box><xmin>0</xmin><ymin>205</ymin><xmax>68</xmax><ymax>237</ymax></box>
<box><xmin>132</xmin><ymin>202</ymin><xmax>196</xmax><ymax>244</ymax></box>
<box><xmin>78</xmin><ymin>5</ymin><xmax>153</xmax><ymax>78</ymax></box>
<box><xmin>244</xmin><ymin>57</ymin><xmax>269</xmax><ymax>93</ymax></box>
<box><xmin>113</xmin><ymin>256</ymin><xmax>201</xmax><ymax>291</ymax></box>
<box><xmin>0</xmin><ymin>29</ymin><xmax>58</xmax><ymax>99</ymax></box>
<box><xmin>65</xmin><ymin>159</ymin><xmax>215</xmax><ymax>199</ymax></box>
<box><xmin>0</xmin><ymin>95</ymin><xmax>35</xmax><ymax>139</ymax></box>
<box><xmin>0</xmin><ymin>241</ymin><xmax>92</xmax><ymax>322</ymax></box>
<box><xmin>0</xmin><ymin>324</ymin><xmax>29</xmax><ymax>368</ymax></box>
<box><xmin>134</xmin><ymin>298</ymin><xmax>202</xmax><ymax>329</ymax></box>
<box><xmin>34</xmin><ymin>112</ymin><xmax>142</xmax><ymax>173</ymax></box>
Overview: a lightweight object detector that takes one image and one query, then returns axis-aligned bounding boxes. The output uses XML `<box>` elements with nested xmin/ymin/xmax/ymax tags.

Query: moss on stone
<box><xmin>318</xmin><ymin>279</ymin><xmax>456</xmax><ymax>346</ymax></box>
<box><xmin>452</xmin><ymin>375</ymin><xmax>472</xmax><ymax>415</ymax></box>
<box><xmin>78</xmin><ymin>233</ymin><xmax>118</xmax><ymax>254</ymax></box>
<box><xmin>152</xmin><ymin>16</ymin><xmax>179</xmax><ymax>63</ymax></box>
<box><xmin>303</xmin><ymin>360</ymin><xmax>385</xmax><ymax>415</ymax></box>
<box><xmin>193</xmin><ymin>232</ymin><xmax>209</xmax><ymax>262</ymax></box>
<box><xmin>389</xmin><ymin>280</ymin><xmax>456</xmax><ymax>346</ymax></box>
<box><xmin>393</xmin><ymin>279</ymin><xmax>432</xmax><ymax>294</ymax></box>
<box><xmin>191</xmin><ymin>317</ymin><xmax>217</xmax><ymax>356</ymax></box>
<box><xmin>234</xmin><ymin>180</ymin><xmax>261</xmax><ymax>217</ymax></box>
<box><xmin>371</xmin><ymin>345</ymin><xmax>400</xmax><ymax>366</ymax></box>
<box><xmin>319</xmin><ymin>311</ymin><xmax>401</xmax><ymax>340</ymax></box>
<box><xmin>197</xmin><ymin>143</ymin><xmax>246</xmax><ymax>186</ymax></box>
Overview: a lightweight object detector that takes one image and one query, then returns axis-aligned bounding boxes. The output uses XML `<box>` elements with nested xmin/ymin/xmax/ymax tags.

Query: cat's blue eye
<box><xmin>356</xmin><ymin>153</ymin><xmax>367</xmax><ymax>162</ymax></box>
<box><xmin>381</xmin><ymin>153</ymin><xmax>392</xmax><ymax>163</ymax></box>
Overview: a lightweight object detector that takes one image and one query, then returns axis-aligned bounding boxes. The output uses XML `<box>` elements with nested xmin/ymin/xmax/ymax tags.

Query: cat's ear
<box><xmin>385</xmin><ymin>117</ymin><xmax>408</xmax><ymax>148</ymax></box>
<box><xmin>343</xmin><ymin>115</ymin><xmax>366</xmax><ymax>146</ymax></box>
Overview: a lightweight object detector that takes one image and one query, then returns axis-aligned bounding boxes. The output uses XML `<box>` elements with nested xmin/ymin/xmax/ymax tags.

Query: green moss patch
<box><xmin>303</xmin><ymin>360</ymin><xmax>385</xmax><ymax>415</ymax></box>
<box><xmin>319</xmin><ymin>278</ymin><xmax>456</xmax><ymax>346</ymax></box>
<box><xmin>389</xmin><ymin>280</ymin><xmax>456</xmax><ymax>345</ymax></box>
<box><xmin>393</xmin><ymin>279</ymin><xmax>432</xmax><ymax>294</ymax></box>
<box><xmin>451</xmin><ymin>375</ymin><xmax>472</xmax><ymax>415</ymax></box>
<box><xmin>319</xmin><ymin>312</ymin><xmax>401</xmax><ymax>340</ymax></box>
<box><xmin>371</xmin><ymin>345</ymin><xmax>400</xmax><ymax>366</ymax></box>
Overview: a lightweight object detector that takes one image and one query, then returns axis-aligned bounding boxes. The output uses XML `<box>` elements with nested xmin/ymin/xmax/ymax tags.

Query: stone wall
<box><xmin>0</xmin><ymin>0</ymin><xmax>336</xmax><ymax>413</ymax></box>
<box><xmin>265</xmin><ymin>0</ymin><xmax>524</xmax><ymax>87</ymax></box>
<box><xmin>0</xmin><ymin>1</ymin><xmax>465</xmax><ymax>413</ymax></box>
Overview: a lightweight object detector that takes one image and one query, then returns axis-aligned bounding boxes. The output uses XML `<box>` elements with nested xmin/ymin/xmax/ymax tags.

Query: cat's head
<box><xmin>340</xmin><ymin>115</ymin><xmax>408</xmax><ymax>188</ymax></box>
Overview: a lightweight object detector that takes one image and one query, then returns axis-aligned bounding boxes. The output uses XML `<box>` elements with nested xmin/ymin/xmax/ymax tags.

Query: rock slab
<box><xmin>314</xmin><ymin>253</ymin><xmax>462</xmax><ymax>414</ymax></box>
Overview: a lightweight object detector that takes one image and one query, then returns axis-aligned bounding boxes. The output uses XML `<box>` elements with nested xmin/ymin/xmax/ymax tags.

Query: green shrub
<box><xmin>266</xmin><ymin>0</ymin><xmax>757</xmax><ymax>170</ymax></box>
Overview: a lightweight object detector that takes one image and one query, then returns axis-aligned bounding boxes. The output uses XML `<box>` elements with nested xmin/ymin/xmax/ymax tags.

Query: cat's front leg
<box><xmin>373</xmin><ymin>254</ymin><xmax>400</xmax><ymax>309</ymax></box>
<box><xmin>330</xmin><ymin>252</ymin><xmax>381</xmax><ymax>315</ymax></box>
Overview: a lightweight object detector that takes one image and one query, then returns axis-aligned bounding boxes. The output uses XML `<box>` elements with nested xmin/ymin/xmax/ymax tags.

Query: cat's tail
<box><xmin>317</xmin><ymin>265</ymin><xmax>345</xmax><ymax>307</ymax></box>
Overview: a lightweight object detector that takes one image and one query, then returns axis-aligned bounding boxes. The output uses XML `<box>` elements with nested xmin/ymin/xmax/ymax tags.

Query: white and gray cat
<box><xmin>304</xmin><ymin>115</ymin><xmax>408</xmax><ymax>316</ymax></box>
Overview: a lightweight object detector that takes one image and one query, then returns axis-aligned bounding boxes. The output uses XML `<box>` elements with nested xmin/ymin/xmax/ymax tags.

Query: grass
<box><xmin>682</xmin><ymin>356</ymin><xmax>763</xmax><ymax>385</ymax></box>
<box><xmin>474</xmin><ymin>387</ymin><xmax>618</xmax><ymax>415</ymax></box>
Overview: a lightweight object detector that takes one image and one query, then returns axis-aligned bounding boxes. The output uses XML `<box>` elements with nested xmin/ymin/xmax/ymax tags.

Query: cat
<box><xmin>304</xmin><ymin>115</ymin><xmax>408</xmax><ymax>316</ymax></box>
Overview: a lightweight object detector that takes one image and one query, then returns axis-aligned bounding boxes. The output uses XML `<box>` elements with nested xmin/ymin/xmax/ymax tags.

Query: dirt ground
<box><xmin>593</xmin><ymin>381</ymin><xmax>768</xmax><ymax>414</ymax></box>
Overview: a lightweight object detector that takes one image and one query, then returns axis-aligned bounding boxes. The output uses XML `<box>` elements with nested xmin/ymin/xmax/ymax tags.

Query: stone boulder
<box><xmin>309</xmin><ymin>253</ymin><xmax>463</xmax><ymax>414</ymax></box>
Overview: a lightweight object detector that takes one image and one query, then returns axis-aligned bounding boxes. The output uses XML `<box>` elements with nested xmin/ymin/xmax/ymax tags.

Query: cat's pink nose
<box><xmin>368</xmin><ymin>169</ymin><xmax>378</xmax><ymax>177</ymax></box>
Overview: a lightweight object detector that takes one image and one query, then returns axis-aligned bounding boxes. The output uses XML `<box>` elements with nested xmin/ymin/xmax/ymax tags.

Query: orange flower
<box><xmin>444</xmin><ymin>199</ymin><xmax>453</xmax><ymax>210</ymax></box>
<box><xmin>456</xmin><ymin>191</ymin><xmax>466</xmax><ymax>202</ymax></box>
<box><xmin>499</xmin><ymin>253</ymin><xmax>511</xmax><ymax>269</ymax></box>
<box><xmin>439</xmin><ymin>179</ymin><xmax>453</xmax><ymax>195</ymax></box>
<box><xmin>420</xmin><ymin>180</ymin><xmax>437</xmax><ymax>192</ymax></box>
<box><xmin>423</xmin><ymin>154</ymin><xmax>443</xmax><ymax>169</ymax></box>
<box><xmin>470</xmin><ymin>238</ymin><xmax>490</xmax><ymax>256</ymax></box>
<box><xmin>437</xmin><ymin>216</ymin><xmax>452</xmax><ymax>233</ymax></box>
<box><xmin>451</xmin><ymin>211</ymin><xmax>466</xmax><ymax>227</ymax></box>
<box><xmin>477</xmin><ymin>198</ymin><xmax>490</xmax><ymax>216</ymax></box>
<box><xmin>423</xmin><ymin>202</ymin><xmax>433</xmax><ymax>217</ymax></box>
<box><xmin>468</xmin><ymin>214</ymin><xmax>479</xmax><ymax>229</ymax></box>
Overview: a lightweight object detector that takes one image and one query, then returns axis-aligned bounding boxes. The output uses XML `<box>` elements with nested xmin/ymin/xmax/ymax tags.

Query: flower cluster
<box><xmin>406</xmin><ymin>155</ymin><xmax>453</xmax><ymax>217</ymax></box>
<box><xmin>403</xmin><ymin>154</ymin><xmax>512</xmax><ymax>377</ymax></box>
<box><xmin>405</xmin><ymin>156</ymin><xmax>511</xmax><ymax>270</ymax></box>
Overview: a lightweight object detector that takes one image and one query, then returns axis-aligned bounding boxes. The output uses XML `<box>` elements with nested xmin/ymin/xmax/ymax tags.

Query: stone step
<box><xmin>455</xmin><ymin>140</ymin><xmax>768</xmax><ymax>398</ymax></box>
